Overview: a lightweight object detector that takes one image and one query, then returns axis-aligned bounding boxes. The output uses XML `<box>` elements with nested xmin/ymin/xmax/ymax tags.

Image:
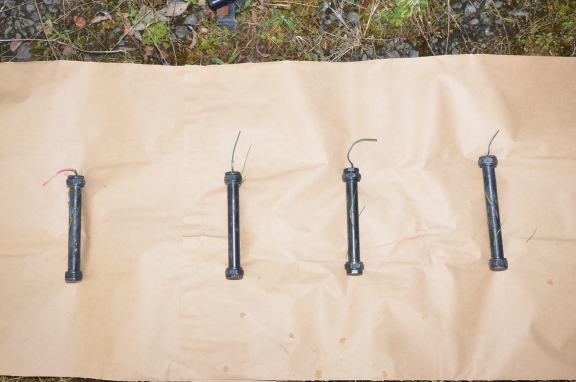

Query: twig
<box><xmin>445</xmin><ymin>0</ymin><xmax>450</xmax><ymax>55</ymax></box>
<box><xmin>143</xmin><ymin>19</ymin><xmax>168</xmax><ymax>64</ymax></box>
<box><xmin>415</xmin><ymin>14</ymin><xmax>435</xmax><ymax>56</ymax></box>
<box><xmin>33</xmin><ymin>0</ymin><xmax>58</xmax><ymax>59</ymax></box>
<box><xmin>53</xmin><ymin>40</ymin><xmax>128</xmax><ymax>54</ymax></box>
<box><xmin>489</xmin><ymin>0</ymin><xmax>511</xmax><ymax>54</ymax></box>
<box><xmin>363</xmin><ymin>0</ymin><xmax>380</xmax><ymax>37</ymax></box>
<box><xmin>273</xmin><ymin>0</ymin><xmax>318</xmax><ymax>7</ymax></box>
<box><xmin>1</xmin><ymin>38</ymin><xmax>129</xmax><ymax>54</ymax></box>
<box><xmin>0</xmin><ymin>0</ymin><xmax>33</xmax><ymax>14</ymax></box>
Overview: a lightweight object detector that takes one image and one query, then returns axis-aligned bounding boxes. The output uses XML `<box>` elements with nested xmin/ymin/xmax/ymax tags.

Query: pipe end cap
<box><xmin>489</xmin><ymin>258</ymin><xmax>508</xmax><ymax>271</ymax></box>
<box><xmin>224</xmin><ymin>171</ymin><xmax>242</xmax><ymax>184</ymax></box>
<box><xmin>478</xmin><ymin>155</ymin><xmax>498</xmax><ymax>168</ymax></box>
<box><xmin>65</xmin><ymin>271</ymin><xmax>83</xmax><ymax>282</ymax></box>
<box><xmin>66</xmin><ymin>175</ymin><xmax>85</xmax><ymax>187</ymax></box>
<box><xmin>345</xmin><ymin>261</ymin><xmax>364</xmax><ymax>275</ymax></box>
<box><xmin>226</xmin><ymin>267</ymin><xmax>244</xmax><ymax>280</ymax></box>
<box><xmin>342</xmin><ymin>167</ymin><xmax>361</xmax><ymax>182</ymax></box>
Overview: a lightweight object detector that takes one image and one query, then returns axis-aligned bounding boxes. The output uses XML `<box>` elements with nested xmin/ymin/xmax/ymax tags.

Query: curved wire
<box><xmin>43</xmin><ymin>168</ymin><xmax>78</xmax><ymax>186</ymax></box>
<box><xmin>347</xmin><ymin>138</ymin><xmax>377</xmax><ymax>168</ymax></box>
<box><xmin>487</xmin><ymin>130</ymin><xmax>499</xmax><ymax>156</ymax></box>
<box><xmin>231</xmin><ymin>131</ymin><xmax>241</xmax><ymax>172</ymax></box>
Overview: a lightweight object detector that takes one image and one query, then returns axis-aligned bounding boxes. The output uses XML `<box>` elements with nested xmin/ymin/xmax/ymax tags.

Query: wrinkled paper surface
<box><xmin>1</xmin><ymin>56</ymin><xmax>576</xmax><ymax>380</ymax></box>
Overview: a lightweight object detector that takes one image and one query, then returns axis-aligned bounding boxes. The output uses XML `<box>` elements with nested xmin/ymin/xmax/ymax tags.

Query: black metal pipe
<box><xmin>207</xmin><ymin>0</ymin><xmax>232</xmax><ymax>10</ymax></box>
<box><xmin>343</xmin><ymin>167</ymin><xmax>363</xmax><ymax>275</ymax></box>
<box><xmin>225</xmin><ymin>171</ymin><xmax>243</xmax><ymax>280</ymax></box>
<box><xmin>66</xmin><ymin>175</ymin><xmax>85</xmax><ymax>282</ymax></box>
<box><xmin>478</xmin><ymin>155</ymin><xmax>507</xmax><ymax>271</ymax></box>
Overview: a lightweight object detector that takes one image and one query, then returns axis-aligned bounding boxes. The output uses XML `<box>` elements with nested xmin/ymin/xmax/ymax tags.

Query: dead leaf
<box><xmin>40</xmin><ymin>19</ymin><xmax>53</xmax><ymax>36</ymax></box>
<box><xmin>156</xmin><ymin>1</ymin><xmax>189</xmax><ymax>17</ymax></box>
<box><xmin>150</xmin><ymin>0</ymin><xmax>163</xmax><ymax>7</ymax></box>
<box><xmin>61</xmin><ymin>45</ymin><xmax>73</xmax><ymax>56</ymax></box>
<box><xmin>296</xmin><ymin>51</ymin><xmax>304</xmax><ymax>58</ymax></box>
<box><xmin>136</xmin><ymin>0</ymin><xmax>143</xmax><ymax>6</ymax></box>
<box><xmin>143</xmin><ymin>46</ymin><xmax>155</xmax><ymax>62</ymax></box>
<box><xmin>9</xmin><ymin>40</ymin><xmax>23</xmax><ymax>52</ymax></box>
<box><xmin>158</xmin><ymin>48</ymin><xmax>169</xmax><ymax>59</ymax></box>
<box><xmin>251</xmin><ymin>10</ymin><xmax>257</xmax><ymax>23</ymax></box>
<box><xmin>256</xmin><ymin>44</ymin><xmax>269</xmax><ymax>57</ymax></box>
<box><xmin>200</xmin><ymin>27</ymin><xmax>208</xmax><ymax>33</ymax></box>
<box><xmin>90</xmin><ymin>14</ymin><xmax>112</xmax><ymax>24</ymax></box>
<box><xmin>198</xmin><ymin>0</ymin><xmax>206</xmax><ymax>5</ymax></box>
<box><xmin>202</xmin><ymin>8</ymin><xmax>211</xmax><ymax>16</ymax></box>
<box><xmin>124</xmin><ymin>20</ymin><xmax>135</xmax><ymax>36</ymax></box>
<box><xmin>219</xmin><ymin>44</ymin><xmax>229</xmax><ymax>56</ymax></box>
<box><xmin>187</xmin><ymin>29</ymin><xmax>198</xmax><ymax>51</ymax></box>
<box><xmin>216</xmin><ymin>5</ymin><xmax>229</xmax><ymax>16</ymax></box>
<box><xmin>73</xmin><ymin>15</ymin><xmax>86</xmax><ymax>28</ymax></box>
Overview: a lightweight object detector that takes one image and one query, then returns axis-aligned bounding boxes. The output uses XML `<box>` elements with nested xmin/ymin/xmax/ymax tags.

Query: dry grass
<box><xmin>1</xmin><ymin>0</ymin><xmax>575</xmax><ymax>63</ymax></box>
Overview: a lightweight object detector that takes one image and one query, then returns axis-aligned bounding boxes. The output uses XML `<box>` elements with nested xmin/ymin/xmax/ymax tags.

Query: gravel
<box><xmin>346</xmin><ymin>11</ymin><xmax>359</xmax><ymax>25</ymax></box>
<box><xmin>183</xmin><ymin>14</ymin><xmax>198</xmax><ymax>26</ymax></box>
<box><xmin>465</xmin><ymin>3</ymin><xmax>477</xmax><ymax>15</ymax></box>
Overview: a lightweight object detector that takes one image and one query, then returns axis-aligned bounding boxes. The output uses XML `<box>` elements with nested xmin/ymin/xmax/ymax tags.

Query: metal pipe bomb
<box><xmin>343</xmin><ymin>138</ymin><xmax>377</xmax><ymax>275</ymax></box>
<box><xmin>66</xmin><ymin>174</ymin><xmax>85</xmax><ymax>282</ymax></box>
<box><xmin>479</xmin><ymin>131</ymin><xmax>507</xmax><ymax>271</ymax></box>
<box><xmin>224</xmin><ymin>132</ymin><xmax>245</xmax><ymax>280</ymax></box>
<box><xmin>224</xmin><ymin>171</ymin><xmax>243</xmax><ymax>279</ymax></box>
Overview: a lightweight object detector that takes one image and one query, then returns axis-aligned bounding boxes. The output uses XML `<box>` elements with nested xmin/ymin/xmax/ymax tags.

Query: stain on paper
<box><xmin>315</xmin><ymin>370</ymin><xmax>323</xmax><ymax>379</ymax></box>
<box><xmin>223</xmin><ymin>366</ymin><xmax>229</xmax><ymax>372</ymax></box>
<box><xmin>239</xmin><ymin>312</ymin><xmax>246</xmax><ymax>318</ymax></box>
<box><xmin>281</xmin><ymin>344</ymin><xmax>289</xmax><ymax>354</ymax></box>
<box><xmin>547</xmin><ymin>279</ymin><xmax>553</xmax><ymax>285</ymax></box>
<box><xmin>382</xmin><ymin>371</ymin><xmax>388</xmax><ymax>377</ymax></box>
<box><xmin>339</xmin><ymin>337</ymin><xmax>346</xmax><ymax>344</ymax></box>
<box><xmin>289</xmin><ymin>332</ymin><xmax>295</xmax><ymax>339</ymax></box>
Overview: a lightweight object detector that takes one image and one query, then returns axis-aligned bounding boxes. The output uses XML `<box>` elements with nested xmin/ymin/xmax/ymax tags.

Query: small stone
<box><xmin>183</xmin><ymin>14</ymin><xmax>197</xmax><ymax>26</ymax></box>
<box><xmin>451</xmin><ymin>48</ymin><xmax>459</xmax><ymax>55</ymax></box>
<box><xmin>26</xmin><ymin>3</ymin><xmax>35</xmax><ymax>12</ymax></box>
<box><xmin>346</xmin><ymin>11</ymin><xmax>359</xmax><ymax>25</ymax></box>
<box><xmin>484</xmin><ymin>27</ymin><xmax>493</xmax><ymax>36</ymax></box>
<box><xmin>395</xmin><ymin>44</ymin><xmax>404</xmax><ymax>51</ymax></box>
<box><xmin>495</xmin><ymin>19</ymin><xmax>502</xmax><ymax>24</ymax></box>
<box><xmin>409</xmin><ymin>50</ymin><xmax>419</xmax><ymax>58</ymax></box>
<box><xmin>324</xmin><ymin>19</ymin><xmax>331</xmax><ymax>26</ymax></box>
<box><xmin>473</xmin><ymin>1</ymin><xmax>480</xmax><ymax>8</ymax></box>
<box><xmin>465</xmin><ymin>3</ymin><xmax>476</xmax><ymax>14</ymax></box>
<box><xmin>15</xmin><ymin>42</ymin><xmax>31</xmax><ymax>61</ymax></box>
<box><xmin>21</xmin><ymin>19</ymin><xmax>34</xmax><ymax>27</ymax></box>
<box><xmin>13</xmin><ymin>20</ymin><xmax>20</xmax><ymax>28</ymax></box>
<box><xmin>385</xmin><ymin>50</ymin><xmax>400</xmax><ymax>59</ymax></box>
<box><xmin>4</xmin><ymin>25</ymin><xmax>13</xmax><ymax>36</ymax></box>
<box><xmin>470</xmin><ymin>18</ymin><xmax>479</xmax><ymax>25</ymax></box>
<box><xmin>30</xmin><ymin>12</ymin><xmax>39</xmax><ymax>21</ymax></box>
<box><xmin>361</xmin><ymin>53</ymin><xmax>367</xmax><ymax>61</ymax></box>
<box><xmin>174</xmin><ymin>25</ymin><xmax>187</xmax><ymax>38</ymax></box>
<box><xmin>15</xmin><ymin>32</ymin><xmax>21</xmax><ymax>39</ymax></box>
<box><xmin>5</xmin><ymin>0</ymin><xmax>15</xmax><ymax>7</ymax></box>
<box><xmin>513</xmin><ymin>10</ymin><xmax>529</xmax><ymax>16</ymax></box>
<box><xmin>452</xmin><ymin>2</ymin><xmax>462</xmax><ymax>9</ymax></box>
<box><xmin>494</xmin><ymin>1</ymin><xmax>502</xmax><ymax>7</ymax></box>
<box><xmin>43</xmin><ymin>0</ymin><xmax>53</xmax><ymax>4</ymax></box>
